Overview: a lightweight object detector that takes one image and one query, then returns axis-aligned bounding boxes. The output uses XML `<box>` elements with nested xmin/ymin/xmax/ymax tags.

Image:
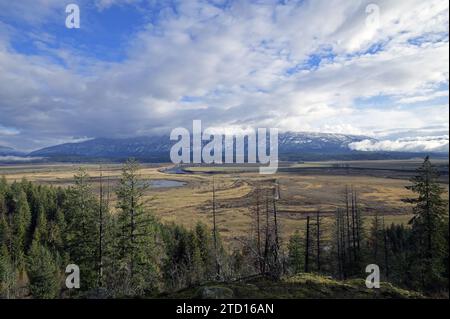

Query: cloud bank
<box><xmin>0</xmin><ymin>156</ymin><xmax>44</xmax><ymax>162</ymax></box>
<box><xmin>349</xmin><ymin>135</ymin><xmax>449</xmax><ymax>153</ymax></box>
<box><xmin>0</xmin><ymin>0</ymin><xmax>448</xmax><ymax>151</ymax></box>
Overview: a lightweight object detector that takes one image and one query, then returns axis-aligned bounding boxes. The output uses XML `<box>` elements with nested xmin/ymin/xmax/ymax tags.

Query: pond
<box><xmin>148</xmin><ymin>179</ymin><xmax>186</xmax><ymax>188</ymax></box>
<box><xmin>162</xmin><ymin>165</ymin><xmax>188</xmax><ymax>174</ymax></box>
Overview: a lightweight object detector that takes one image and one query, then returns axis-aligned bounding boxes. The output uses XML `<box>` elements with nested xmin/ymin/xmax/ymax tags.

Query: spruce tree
<box><xmin>32</xmin><ymin>204</ymin><xmax>48</xmax><ymax>244</ymax></box>
<box><xmin>368</xmin><ymin>211</ymin><xmax>383</xmax><ymax>265</ymax></box>
<box><xmin>11</xmin><ymin>187</ymin><xmax>32</xmax><ymax>270</ymax></box>
<box><xmin>194</xmin><ymin>222</ymin><xmax>215</xmax><ymax>280</ymax></box>
<box><xmin>287</xmin><ymin>231</ymin><xmax>303</xmax><ymax>274</ymax></box>
<box><xmin>27</xmin><ymin>241</ymin><xmax>60</xmax><ymax>299</ymax></box>
<box><xmin>404</xmin><ymin>156</ymin><xmax>449</xmax><ymax>291</ymax></box>
<box><xmin>0</xmin><ymin>244</ymin><xmax>16</xmax><ymax>299</ymax></box>
<box><xmin>188</xmin><ymin>231</ymin><xmax>204</xmax><ymax>285</ymax></box>
<box><xmin>0</xmin><ymin>193</ymin><xmax>11</xmax><ymax>255</ymax></box>
<box><xmin>115</xmin><ymin>159</ymin><xmax>159</xmax><ymax>296</ymax></box>
<box><xmin>64</xmin><ymin>169</ymin><xmax>98</xmax><ymax>291</ymax></box>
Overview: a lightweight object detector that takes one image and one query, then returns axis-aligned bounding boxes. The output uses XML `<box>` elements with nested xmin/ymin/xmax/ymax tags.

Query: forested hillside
<box><xmin>0</xmin><ymin>158</ymin><xmax>448</xmax><ymax>298</ymax></box>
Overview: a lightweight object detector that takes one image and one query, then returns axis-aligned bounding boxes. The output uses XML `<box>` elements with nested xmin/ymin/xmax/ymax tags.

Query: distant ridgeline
<box><xmin>28</xmin><ymin>132</ymin><xmax>448</xmax><ymax>162</ymax></box>
<box><xmin>0</xmin><ymin>145</ymin><xmax>24</xmax><ymax>157</ymax></box>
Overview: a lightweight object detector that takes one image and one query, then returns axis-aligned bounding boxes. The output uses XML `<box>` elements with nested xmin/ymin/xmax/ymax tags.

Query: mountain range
<box><xmin>27</xmin><ymin>132</ymin><xmax>370</xmax><ymax>161</ymax></box>
<box><xmin>0</xmin><ymin>145</ymin><xmax>24</xmax><ymax>156</ymax></box>
<box><xmin>1</xmin><ymin>132</ymin><xmax>447</xmax><ymax>163</ymax></box>
<box><xmin>19</xmin><ymin>132</ymin><xmax>444</xmax><ymax>162</ymax></box>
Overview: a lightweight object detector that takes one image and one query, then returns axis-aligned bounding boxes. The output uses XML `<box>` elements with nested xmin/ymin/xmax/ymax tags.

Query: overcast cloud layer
<box><xmin>0</xmin><ymin>0</ymin><xmax>448</xmax><ymax>152</ymax></box>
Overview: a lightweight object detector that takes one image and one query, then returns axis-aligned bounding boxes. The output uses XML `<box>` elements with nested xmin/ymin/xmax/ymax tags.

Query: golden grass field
<box><xmin>0</xmin><ymin>160</ymin><xmax>448</xmax><ymax>245</ymax></box>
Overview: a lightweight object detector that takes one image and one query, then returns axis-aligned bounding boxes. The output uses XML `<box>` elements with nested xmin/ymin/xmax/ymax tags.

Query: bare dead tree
<box><xmin>212</xmin><ymin>177</ymin><xmax>221</xmax><ymax>280</ymax></box>
<box><xmin>335</xmin><ymin>209</ymin><xmax>343</xmax><ymax>279</ymax></box>
<box><xmin>263</xmin><ymin>189</ymin><xmax>271</xmax><ymax>274</ymax></box>
<box><xmin>259</xmin><ymin>182</ymin><xmax>282</xmax><ymax>280</ymax></box>
<box><xmin>382</xmin><ymin>217</ymin><xmax>389</xmax><ymax>279</ymax></box>
<box><xmin>350</xmin><ymin>186</ymin><xmax>357</xmax><ymax>262</ymax></box>
<box><xmin>340</xmin><ymin>207</ymin><xmax>348</xmax><ymax>278</ymax></box>
<box><xmin>333</xmin><ymin>206</ymin><xmax>349</xmax><ymax>279</ymax></box>
<box><xmin>315</xmin><ymin>210</ymin><xmax>322</xmax><ymax>272</ymax></box>
<box><xmin>255</xmin><ymin>186</ymin><xmax>263</xmax><ymax>273</ymax></box>
<box><xmin>272</xmin><ymin>184</ymin><xmax>279</xmax><ymax>251</ymax></box>
<box><xmin>97</xmin><ymin>166</ymin><xmax>105</xmax><ymax>288</ymax></box>
<box><xmin>304</xmin><ymin>216</ymin><xmax>310</xmax><ymax>273</ymax></box>
<box><xmin>354</xmin><ymin>190</ymin><xmax>362</xmax><ymax>255</ymax></box>
<box><xmin>345</xmin><ymin>186</ymin><xmax>353</xmax><ymax>263</ymax></box>
<box><xmin>272</xmin><ymin>181</ymin><xmax>281</xmax><ymax>277</ymax></box>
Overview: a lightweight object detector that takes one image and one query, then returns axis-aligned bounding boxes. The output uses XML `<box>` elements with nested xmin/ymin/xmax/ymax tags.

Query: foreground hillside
<box><xmin>161</xmin><ymin>273</ymin><xmax>423</xmax><ymax>299</ymax></box>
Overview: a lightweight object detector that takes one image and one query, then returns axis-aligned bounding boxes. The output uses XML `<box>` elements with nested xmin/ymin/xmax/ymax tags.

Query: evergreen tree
<box><xmin>0</xmin><ymin>244</ymin><xmax>17</xmax><ymax>298</ymax></box>
<box><xmin>162</xmin><ymin>224</ymin><xmax>190</xmax><ymax>290</ymax></box>
<box><xmin>115</xmin><ymin>159</ymin><xmax>159</xmax><ymax>296</ymax></box>
<box><xmin>0</xmin><ymin>176</ymin><xmax>7</xmax><ymax>194</ymax></box>
<box><xmin>32</xmin><ymin>204</ymin><xmax>48</xmax><ymax>244</ymax></box>
<box><xmin>0</xmin><ymin>194</ymin><xmax>11</xmax><ymax>255</ymax></box>
<box><xmin>314</xmin><ymin>210</ymin><xmax>324</xmax><ymax>273</ymax></box>
<box><xmin>27</xmin><ymin>241</ymin><xmax>59</xmax><ymax>299</ymax></box>
<box><xmin>96</xmin><ymin>167</ymin><xmax>107</xmax><ymax>288</ymax></box>
<box><xmin>287</xmin><ymin>231</ymin><xmax>303</xmax><ymax>274</ymax></box>
<box><xmin>189</xmin><ymin>233</ymin><xmax>204</xmax><ymax>285</ymax></box>
<box><xmin>368</xmin><ymin>211</ymin><xmax>383</xmax><ymax>265</ymax></box>
<box><xmin>48</xmin><ymin>208</ymin><xmax>66</xmax><ymax>255</ymax></box>
<box><xmin>11</xmin><ymin>187</ymin><xmax>32</xmax><ymax>270</ymax></box>
<box><xmin>0</xmin><ymin>188</ymin><xmax>7</xmax><ymax>220</ymax></box>
<box><xmin>333</xmin><ymin>208</ymin><xmax>346</xmax><ymax>279</ymax></box>
<box><xmin>404</xmin><ymin>156</ymin><xmax>449</xmax><ymax>291</ymax></box>
<box><xmin>194</xmin><ymin>222</ymin><xmax>215</xmax><ymax>280</ymax></box>
<box><xmin>382</xmin><ymin>223</ymin><xmax>416</xmax><ymax>288</ymax></box>
<box><xmin>304</xmin><ymin>216</ymin><xmax>311</xmax><ymax>273</ymax></box>
<box><xmin>64</xmin><ymin>169</ymin><xmax>98</xmax><ymax>291</ymax></box>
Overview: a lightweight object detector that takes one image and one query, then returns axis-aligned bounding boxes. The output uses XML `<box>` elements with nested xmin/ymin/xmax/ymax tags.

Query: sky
<box><xmin>0</xmin><ymin>0</ymin><xmax>448</xmax><ymax>152</ymax></box>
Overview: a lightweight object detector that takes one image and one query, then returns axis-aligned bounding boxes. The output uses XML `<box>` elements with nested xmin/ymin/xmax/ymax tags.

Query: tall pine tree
<box><xmin>404</xmin><ymin>156</ymin><xmax>449</xmax><ymax>291</ymax></box>
<box><xmin>115</xmin><ymin>159</ymin><xmax>160</xmax><ymax>296</ymax></box>
<box><xmin>64</xmin><ymin>169</ymin><xmax>99</xmax><ymax>292</ymax></box>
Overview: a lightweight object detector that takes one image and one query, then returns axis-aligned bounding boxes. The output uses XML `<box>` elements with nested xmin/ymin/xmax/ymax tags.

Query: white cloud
<box><xmin>396</xmin><ymin>90</ymin><xmax>449</xmax><ymax>104</ymax></box>
<box><xmin>0</xmin><ymin>0</ymin><xmax>65</xmax><ymax>26</ymax></box>
<box><xmin>0</xmin><ymin>0</ymin><xmax>448</xmax><ymax>150</ymax></box>
<box><xmin>95</xmin><ymin>0</ymin><xmax>143</xmax><ymax>11</ymax></box>
<box><xmin>349</xmin><ymin>135</ymin><xmax>449</xmax><ymax>153</ymax></box>
<box><xmin>0</xmin><ymin>125</ymin><xmax>19</xmax><ymax>136</ymax></box>
<box><xmin>0</xmin><ymin>156</ymin><xmax>44</xmax><ymax>162</ymax></box>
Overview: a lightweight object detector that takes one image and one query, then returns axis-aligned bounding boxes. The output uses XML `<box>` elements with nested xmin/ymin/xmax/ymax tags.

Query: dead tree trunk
<box><xmin>272</xmin><ymin>186</ymin><xmax>279</xmax><ymax>250</ymax></box>
<box><xmin>316</xmin><ymin>210</ymin><xmax>321</xmax><ymax>272</ymax></box>
<box><xmin>340</xmin><ymin>209</ymin><xmax>347</xmax><ymax>279</ymax></box>
<box><xmin>335</xmin><ymin>209</ymin><xmax>343</xmax><ymax>279</ymax></box>
<box><xmin>354</xmin><ymin>190</ymin><xmax>361</xmax><ymax>255</ymax></box>
<box><xmin>255</xmin><ymin>186</ymin><xmax>263</xmax><ymax>273</ymax></box>
<box><xmin>345</xmin><ymin>187</ymin><xmax>353</xmax><ymax>263</ymax></box>
<box><xmin>383</xmin><ymin>217</ymin><xmax>389</xmax><ymax>279</ymax></box>
<box><xmin>130</xmin><ymin>178</ymin><xmax>136</xmax><ymax>279</ymax></box>
<box><xmin>272</xmin><ymin>185</ymin><xmax>280</xmax><ymax>272</ymax></box>
<box><xmin>350</xmin><ymin>186</ymin><xmax>357</xmax><ymax>262</ymax></box>
<box><xmin>212</xmin><ymin>178</ymin><xmax>221</xmax><ymax>280</ymax></box>
<box><xmin>304</xmin><ymin>216</ymin><xmax>310</xmax><ymax>273</ymax></box>
<box><xmin>97</xmin><ymin>166</ymin><xmax>104</xmax><ymax>288</ymax></box>
<box><xmin>263</xmin><ymin>191</ymin><xmax>270</xmax><ymax>274</ymax></box>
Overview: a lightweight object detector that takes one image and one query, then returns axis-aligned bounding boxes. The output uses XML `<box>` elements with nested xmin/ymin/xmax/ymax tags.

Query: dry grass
<box><xmin>1</xmin><ymin>161</ymin><xmax>445</xmax><ymax>244</ymax></box>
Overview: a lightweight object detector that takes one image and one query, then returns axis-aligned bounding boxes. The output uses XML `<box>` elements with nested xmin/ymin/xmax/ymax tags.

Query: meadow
<box><xmin>0</xmin><ymin>159</ymin><xmax>448</xmax><ymax>246</ymax></box>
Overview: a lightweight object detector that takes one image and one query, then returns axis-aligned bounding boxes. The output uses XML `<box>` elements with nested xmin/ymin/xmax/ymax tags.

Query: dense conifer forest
<box><xmin>0</xmin><ymin>157</ymin><xmax>448</xmax><ymax>298</ymax></box>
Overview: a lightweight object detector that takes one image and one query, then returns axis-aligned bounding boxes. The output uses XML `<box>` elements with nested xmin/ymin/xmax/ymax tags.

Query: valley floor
<box><xmin>0</xmin><ymin>159</ymin><xmax>448</xmax><ymax>245</ymax></box>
